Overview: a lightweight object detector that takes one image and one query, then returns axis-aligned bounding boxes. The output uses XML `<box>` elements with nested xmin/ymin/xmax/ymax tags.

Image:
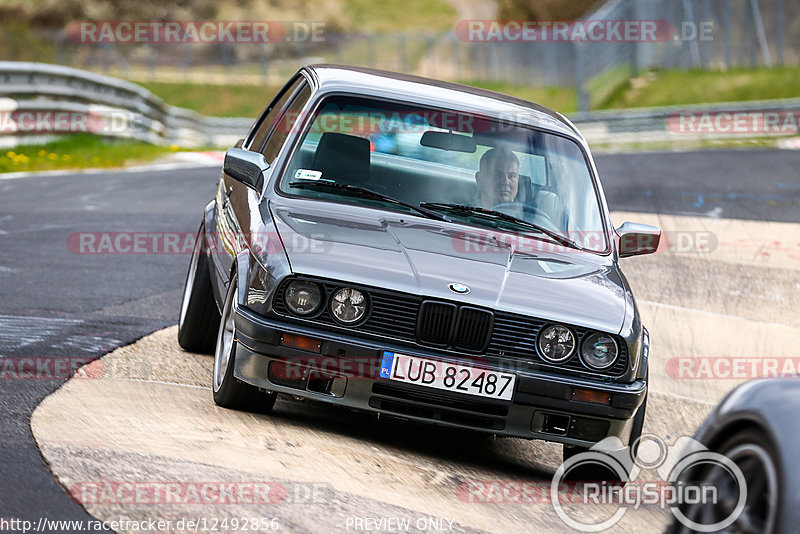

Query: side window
<box><xmin>246</xmin><ymin>77</ymin><xmax>304</xmax><ymax>153</ymax></box>
<box><xmin>261</xmin><ymin>85</ymin><xmax>311</xmax><ymax>163</ymax></box>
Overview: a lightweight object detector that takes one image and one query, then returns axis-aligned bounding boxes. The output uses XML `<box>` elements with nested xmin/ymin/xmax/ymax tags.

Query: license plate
<box><xmin>379</xmin><ymin>351</ymin><xmax>515</xmax><ymax>401</ymax></box>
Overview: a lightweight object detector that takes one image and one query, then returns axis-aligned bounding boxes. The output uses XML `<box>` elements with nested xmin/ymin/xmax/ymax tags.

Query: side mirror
<box><xmin>616</xmin><ymin>222</ymin><xmax>661</xmax><ymax>258</ymax></box>
<box><xmin>223</xmin><ymin>148</ymin><xmax>269</xmax><ymax>191</ymax></box>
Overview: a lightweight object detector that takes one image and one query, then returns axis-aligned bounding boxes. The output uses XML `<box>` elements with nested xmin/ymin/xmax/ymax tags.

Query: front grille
<box><xmin>417</xmin><ymin>301</ymin><xmax>456</xmax><ymax>346</ymax></box>
<box><xmin>270</xmin><ymin>276</ymin><xmax>629</xmax><ymax>378</ymax></box>
<box><xmin>453</xmin><ymin>307</ymin><xmax>494</xmax><ymax>352</ymax></box>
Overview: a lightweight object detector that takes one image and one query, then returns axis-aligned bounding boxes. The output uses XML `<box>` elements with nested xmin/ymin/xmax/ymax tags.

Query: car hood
<box><xmin>269</xmin><ymin>200</ymin><xmax>628</xmax><ymax>334</ymax></box>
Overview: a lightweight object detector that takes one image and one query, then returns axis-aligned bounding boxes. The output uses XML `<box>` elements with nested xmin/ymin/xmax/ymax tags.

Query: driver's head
<box><xmin>475</xmin><ymin>148</ymin><xmax>520</xmax><ymax>206</ymax></box>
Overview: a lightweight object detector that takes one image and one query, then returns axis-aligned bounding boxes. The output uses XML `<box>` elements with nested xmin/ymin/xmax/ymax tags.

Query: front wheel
<box><xmin>178</xmin><ymin>221</ymin><xmax>220</xmax><ymax>354</ymax></box>
<box><xmin>212</xmin><ymin>273</ymin><xmax>277</xmax><ymax>412</ymax></box>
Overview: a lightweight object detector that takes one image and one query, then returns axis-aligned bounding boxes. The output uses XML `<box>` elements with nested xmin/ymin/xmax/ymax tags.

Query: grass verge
<box><xmin>0</xmin><ymin>135</ymin><xmax>178</xmax><ymax>173</ymax></box>
<box><xmin>600</xmin><ymin>66</ymin><xmax>800</xmax><ymax>109</ymax></box>
<box><xmin>139</xmin><ymin>82</ymin><xmax>284</xmax><ymax>118</ymax></box>
<box><xmin>589</xmin><ymin>136</ymin><xmax>787</xmax><ymax>154</ymax></box>
<box><xmin>139</xmin><ymin>66</ymin><xmax>800</xmax><ymax>118</ymax></box>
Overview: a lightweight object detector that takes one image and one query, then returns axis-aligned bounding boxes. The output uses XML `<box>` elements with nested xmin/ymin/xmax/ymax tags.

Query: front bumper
<box><xmin>233</xmin><ymin>307</ymin><xmax>647</xmax><ymax>448</ymax></box>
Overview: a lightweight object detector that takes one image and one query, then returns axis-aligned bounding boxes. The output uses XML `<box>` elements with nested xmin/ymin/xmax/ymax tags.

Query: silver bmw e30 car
<box><xmin>178</xmin><ymin>64</ymin><xmax>661</xmax><ymax>464</ymax></box>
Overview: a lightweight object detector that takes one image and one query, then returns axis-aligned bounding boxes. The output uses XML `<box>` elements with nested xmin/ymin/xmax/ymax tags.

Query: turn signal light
<box><xmin>572</xmin><ymin>388</ymin><xmax>611</xmax><ymax>405</ymax></box>
<box><xmin>280</xmin><ymin>333</ymin><xmax>321</xmax><ymax>353</ymax></box>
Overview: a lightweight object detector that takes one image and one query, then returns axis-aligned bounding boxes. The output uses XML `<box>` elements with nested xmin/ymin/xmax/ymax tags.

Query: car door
<box><xmin>211</xmin><ymin>75</ymin><xmax>312</xmax><ymax>297</ymax></box>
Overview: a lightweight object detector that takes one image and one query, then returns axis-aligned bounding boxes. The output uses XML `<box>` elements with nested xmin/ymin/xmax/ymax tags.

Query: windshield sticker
<box><xmin>294</xmin><ymin>169</ymin><xmax>322</xmax><ymax>181</ymax></box>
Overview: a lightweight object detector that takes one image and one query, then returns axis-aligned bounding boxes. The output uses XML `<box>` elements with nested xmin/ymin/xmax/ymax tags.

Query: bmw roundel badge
<box><xmin>448</xmin><ymin>283</ymin><xmax>470</xmax><ymax>294</ymax></box>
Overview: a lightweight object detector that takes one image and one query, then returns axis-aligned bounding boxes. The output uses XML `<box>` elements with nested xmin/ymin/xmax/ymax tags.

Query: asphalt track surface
<box><xmin>1</xmin><ymin>148</ymin><xmax>799</xmax><ymax>529</ymax></box>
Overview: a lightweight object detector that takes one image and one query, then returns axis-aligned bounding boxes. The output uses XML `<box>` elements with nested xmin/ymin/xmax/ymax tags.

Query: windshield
<box><xmin>278</xmin><ymin>95</ymin><xmax>608</xmax><ymax>252</ymax></box>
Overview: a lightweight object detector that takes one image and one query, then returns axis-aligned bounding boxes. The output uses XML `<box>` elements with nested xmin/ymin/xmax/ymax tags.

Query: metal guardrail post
<box><xmin>574</xmin><ymin>43</ymin><xmax>589</xmax><ymax>113</ymax></box>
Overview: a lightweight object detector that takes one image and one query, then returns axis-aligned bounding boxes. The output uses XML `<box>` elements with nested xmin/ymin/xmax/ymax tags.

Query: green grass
<box><xmin>343</xmin><ymin>0</ymin><xmax>457</xmax><ymax>33</ymax></box>
<box><xmin>601</xmin><ymin>66</ymin><xmax>800</xmax><ymax>109</ymax></box>
<box><xmin>585</xmin><ymin>65</ymin><xmax>634</xmax><ymax>110</ymax></box>
<box><xmin>0</xmin><ymin>135</ymin><xmax>177</xmax><ymax>173</ymax></box>
<box><xmin>137</xmin><ymin>66</ymin><xmax>800</xmax><ymax>120</ymax></box>
<box><xmin>139</xmin><ymin>82</ymin><xmax>284</xmax><ymax>118</ymax></box>
<box><xmin>458</xmin><ymin>81</ymin><xmax>579</xmax><ymax>113</ymax></box>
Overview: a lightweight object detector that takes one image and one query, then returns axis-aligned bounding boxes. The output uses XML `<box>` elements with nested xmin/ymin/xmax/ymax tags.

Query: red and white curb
<box><xmin>777</xmin><ymin>137</ymin><xmax>800</xmax><ymax>150</ymax></box>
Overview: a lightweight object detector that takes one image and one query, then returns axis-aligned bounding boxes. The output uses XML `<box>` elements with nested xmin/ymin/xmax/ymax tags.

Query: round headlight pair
<box><xmin>537</xmin><ymin>326</ymin><xmax>619</xmax><ymax>370</ymax></box>
<box><xmin>284</xmin><ymin>281</ymin><xmax>367</xmax><ymax>324</ymax></box>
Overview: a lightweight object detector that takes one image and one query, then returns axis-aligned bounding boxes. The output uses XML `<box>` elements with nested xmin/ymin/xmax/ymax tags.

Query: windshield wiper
<box><xmin>289</xmin><ymin>180</ymin><xmax>451</xmax><ymax>222</ymax></box>
<box><xmin>419</xmin><ymin>202</ymin><xmax>582</xmax><ymax>251</ymax></box>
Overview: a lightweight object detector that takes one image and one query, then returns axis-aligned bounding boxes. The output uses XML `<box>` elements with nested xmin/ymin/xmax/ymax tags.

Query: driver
<box><xmin>471</xmin><ymin>147</ymin><xmax>527</xmax><ymax>219</ymax></box>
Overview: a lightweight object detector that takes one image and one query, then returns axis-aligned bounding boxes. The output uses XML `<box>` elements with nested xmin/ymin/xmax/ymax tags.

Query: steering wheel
<box><xmin>489</xmin><ymin>202</ymin><xmax>559</xmax><ymax>231</ymax></box>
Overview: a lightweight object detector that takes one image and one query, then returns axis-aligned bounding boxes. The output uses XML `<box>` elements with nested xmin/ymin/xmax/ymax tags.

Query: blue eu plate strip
<box><xmin>379</xmin><ymin>351</ymin><xmax>394</xmax><ymax>379</ymax></box>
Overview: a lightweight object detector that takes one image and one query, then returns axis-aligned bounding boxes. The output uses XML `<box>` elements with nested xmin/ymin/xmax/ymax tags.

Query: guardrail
<box><xmin>572</xmin><ymin>98</ymin><xmax>800</xmax><ymax>145</ymax></box>
<box><xmin>0</xmin><ymin>61</ymin><xmax>250</xmax><ymax>148</ymax></box>
<box><xmin>1</xmin><ymin>61</ymin><xmax>798</xmax><ymax>150</ymax></box>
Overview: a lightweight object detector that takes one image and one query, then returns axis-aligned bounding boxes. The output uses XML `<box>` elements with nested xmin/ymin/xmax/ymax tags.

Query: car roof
<box><xmin>301</xmin><ymin>64</ymin><xmax>582</xmax><ymax>140</ymax></box>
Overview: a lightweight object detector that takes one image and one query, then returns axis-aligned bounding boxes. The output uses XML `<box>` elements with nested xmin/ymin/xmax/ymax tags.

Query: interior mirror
<box><xmin>616</xmin><ymin>222</ymin><xmax>661</xmax><ymax>258</ymax></box>
<box><xmin>223</xmin><ymin>148</ymin><xmax>269</xmax><ymax>190</ymax></box>
<box><xmin>420</xmin><ymin>131</ymin><xmax>477</xmax><ymax>153</ymax></box>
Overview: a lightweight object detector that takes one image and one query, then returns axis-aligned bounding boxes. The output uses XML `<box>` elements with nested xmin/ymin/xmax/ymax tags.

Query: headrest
<box><xmin>311</xmin><ymin>132</ymin><xmax>370</xmax><ymax>184</ymax></box>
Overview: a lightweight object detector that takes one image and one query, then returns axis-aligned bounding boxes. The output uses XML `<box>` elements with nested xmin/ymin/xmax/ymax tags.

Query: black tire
<box><xmin>212</xmin><ymin>273</ymin><xmax>277</xmax><ymax>413</ymax></box>
<box><xmin>670</xmin><ymin>428</ymin><xmax>780</xmax><ymax>534</ymax></box>
<box><xmin>178</xmin><ymin>221</ymin><xmax>220</xmax><ymax>353</ymax></box>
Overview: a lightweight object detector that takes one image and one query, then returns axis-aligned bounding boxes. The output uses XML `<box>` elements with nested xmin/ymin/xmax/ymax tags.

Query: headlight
<box><xmin>537</xmin><ymin>325</ymin><xmax>576</xmax><ymax>363</ymax></box>
<box><xmin>284</xmin><ymin>280</ymin><xmax>322</xmax><ymax>316</ymax></box>
<box><xmin>330</xmin><ymin>287</ymin><xmax>367</xmax><ymax>324</ymax></box>
<box><xmin>581</xmin><ymin>332</ymin><xmax>619</xmax><ymax>370</ymax></box>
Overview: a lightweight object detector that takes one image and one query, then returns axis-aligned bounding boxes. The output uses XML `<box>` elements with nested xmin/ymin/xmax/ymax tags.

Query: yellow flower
<box><xmin>170</xmin><ymin>144</ymin><xmax>180</xmax><ymax>151</ymax></box>
<box><xmin>6</xmin><ymin>151</ymin><xmax>15</xmax><ymax>158</ymax></box>
<box><xmin>38</xmin><ymin>150</ymin><xmax>46</xmax><ymax>157</ymax></box>
<box><xmin>61</xmin><ymin>155</ymin><xmax>70</xmax><ymax>161</ymax></box>
<box><xmin>18</xmin><ymin>155</ymin><xmax>30</xmax><ymax>163</ymax></box>
<box><xmin>48</xmin><ymin>153</ymin><xmax>57</xmax><ymax>160</ymax></box>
